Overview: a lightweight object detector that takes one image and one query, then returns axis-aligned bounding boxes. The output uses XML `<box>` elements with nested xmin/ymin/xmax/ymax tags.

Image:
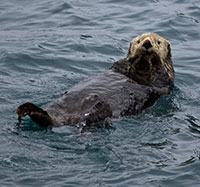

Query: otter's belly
<box><xmin>46</xmin><ymin>70</ymin><xmax>157</xmax><ymax>126</ymax></box>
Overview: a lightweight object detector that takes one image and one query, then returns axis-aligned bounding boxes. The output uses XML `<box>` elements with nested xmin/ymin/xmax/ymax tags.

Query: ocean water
<box><xmin>0</xmin><ymin>0</ymin><xmax>200</xmax><ymax>186</ymax></box>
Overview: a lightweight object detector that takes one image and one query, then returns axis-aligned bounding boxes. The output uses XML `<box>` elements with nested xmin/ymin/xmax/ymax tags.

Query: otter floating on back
<box><xmin>16</xmin><ymin>33</ymin><xmax>175</xmax><ymax>129</ymax></box>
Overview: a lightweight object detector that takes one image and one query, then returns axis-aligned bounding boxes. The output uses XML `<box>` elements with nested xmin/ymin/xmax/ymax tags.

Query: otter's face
<box><xmin>126</xmin><ymin>33</ymin><xmax>174</xmax><ymax>86</ymax></box>
<box><xmin>128</xmin><ymin>33</ymin><xmax>171</xmax><ymax>60</ymax></box>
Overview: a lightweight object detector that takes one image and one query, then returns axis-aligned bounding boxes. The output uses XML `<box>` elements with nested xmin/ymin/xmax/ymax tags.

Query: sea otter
<box><xmin>16</xmin><ymin>33</ymin><xmax>175</xmax><ymax>128</ymax></box>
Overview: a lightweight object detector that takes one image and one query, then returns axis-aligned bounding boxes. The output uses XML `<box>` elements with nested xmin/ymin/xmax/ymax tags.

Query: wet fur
<box><xmin>16</xmin><ymin>33</ymin><xmax>175</xmax><ymax>128</ymax></box>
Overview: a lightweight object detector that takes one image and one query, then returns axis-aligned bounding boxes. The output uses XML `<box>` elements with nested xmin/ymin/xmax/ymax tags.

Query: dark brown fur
<box><xmin>16</xmin><ymin>33</ymin><xmax>174</xmax><ymax>128</ymax></box>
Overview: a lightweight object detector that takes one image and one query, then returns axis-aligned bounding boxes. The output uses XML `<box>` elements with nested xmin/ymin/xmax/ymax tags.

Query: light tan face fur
<box><xmin>127</xmin><ymin>33</ymin><xmax>171</xmax><ymax>61</ymax></box>
<box><xmin>125</xmin><ymin>33</ymin><xmax>174</xmax><ymax>87</ymax></box>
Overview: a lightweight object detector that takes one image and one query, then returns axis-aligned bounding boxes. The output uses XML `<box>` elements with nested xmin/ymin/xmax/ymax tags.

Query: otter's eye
<box><xmin>157</xmin><ymin>40</ymin><xmax>161</xmax><ymax>45</ymax></box>
<box><xmin>137</xmin><ymin>40</ymin><xmax>140</xmax><ymax>44</ymax></box>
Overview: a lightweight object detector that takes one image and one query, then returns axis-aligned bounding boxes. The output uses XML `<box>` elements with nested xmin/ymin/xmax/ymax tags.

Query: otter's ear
<box><xmin>167</xmin><ymin>43</ymin><xmax>172</xmax><ymax>58</ymax></box>
<box><xmin>127</xmin><ymin>42</ymin><xmax>134</xmax><ymax>57</ymax></box>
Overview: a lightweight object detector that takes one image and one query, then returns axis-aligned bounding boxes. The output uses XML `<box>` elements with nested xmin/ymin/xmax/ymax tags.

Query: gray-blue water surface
<box><xmin>0</xmin><ymin>0</ymin><xmax>200</xmax><ymax>186</ymax></box>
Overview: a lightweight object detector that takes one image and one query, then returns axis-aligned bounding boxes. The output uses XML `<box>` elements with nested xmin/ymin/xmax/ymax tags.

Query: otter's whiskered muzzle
<box><xmin>142</xmin><ymin>40</ymin><xmax>153</xmax><ymax>50</ymax></box>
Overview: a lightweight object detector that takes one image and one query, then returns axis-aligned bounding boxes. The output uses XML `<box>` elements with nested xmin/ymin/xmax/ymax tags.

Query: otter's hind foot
<box><xmin>84</xmin><ymin>100</ymin><xmax>112</xmax><ymax>127</ymax></box>
<box><xmin>16</xmin><ymin>102</ymin><xmax>52</xmax><ymax>127</ymax></box>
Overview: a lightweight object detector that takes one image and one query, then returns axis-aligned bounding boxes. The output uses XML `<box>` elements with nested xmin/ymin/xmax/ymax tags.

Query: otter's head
<box><xmin>126</xmin><ymin>33</ymin><xmax>174</xmax><ymax>87</ymax></box>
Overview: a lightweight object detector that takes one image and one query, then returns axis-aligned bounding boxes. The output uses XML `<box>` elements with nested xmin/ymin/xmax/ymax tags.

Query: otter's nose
<box><xmin>143</xmin><ymin>40</ymin><xmax>152</xmax><ymax>49</ymax></box>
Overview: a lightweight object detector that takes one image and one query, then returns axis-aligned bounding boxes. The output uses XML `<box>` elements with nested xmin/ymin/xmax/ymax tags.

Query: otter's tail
<box><xmin>16</xmin><ymin>102</ymin><xmax>52</xmax><ymax>127</ymax></box>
